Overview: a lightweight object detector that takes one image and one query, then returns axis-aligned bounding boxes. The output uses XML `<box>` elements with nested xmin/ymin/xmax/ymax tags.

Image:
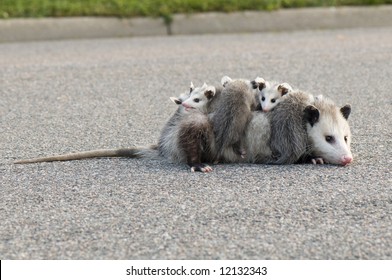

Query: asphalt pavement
<box><xmin>0</xmin><ymin>27</ymin><xmax>391</xmax><ymax>259</ymax></box>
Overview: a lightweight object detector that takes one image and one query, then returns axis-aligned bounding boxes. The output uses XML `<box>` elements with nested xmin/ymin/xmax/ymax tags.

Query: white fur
<box><xmin>254</xmin><ymin>76</ymin><xmax>265</xmax><ymax>85</ymax></box>
<box><xmin>307</xmin><ymin>106</ymin><xmax>352</xmax><ymax>165</ymax></box>
<box><xmin>221</xmin><ymin>76</ymin><xmax>232</xmax><ymax>87</ymax></box>
<box><xmin>259</xmin><ymin>81</ymin><xmax>293</xmax><ymax>112</ymax></box>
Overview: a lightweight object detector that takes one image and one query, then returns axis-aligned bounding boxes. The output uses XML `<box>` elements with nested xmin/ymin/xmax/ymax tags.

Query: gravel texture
<box><xmin>0</xmin><ymin>27</ymin><xmax>391</xmax><ymax>259</ymax></box>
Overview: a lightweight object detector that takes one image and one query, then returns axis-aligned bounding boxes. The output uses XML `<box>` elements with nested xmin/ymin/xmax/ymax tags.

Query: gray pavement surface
<box><xmin>0</xmin><ymin>27</ymin><xmax>391</xmax><ymax>259</ymax></box>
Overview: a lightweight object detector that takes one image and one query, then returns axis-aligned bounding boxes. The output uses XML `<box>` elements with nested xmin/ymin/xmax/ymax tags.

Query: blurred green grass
<box><xmin>1</xmin><ymin>0</ymin><xmax>391</xmax><ymax>19</ymax></box>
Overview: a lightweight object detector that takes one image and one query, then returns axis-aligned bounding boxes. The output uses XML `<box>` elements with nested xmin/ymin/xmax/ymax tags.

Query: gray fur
<box><xmin>267</xmin><ymin>91</ymin><xmax>314</xmax><ymax>164</ymax></box>
<box><xmin>158</xmin><ymin>108</ymin><xmax>187</xmax><ymax>163</ymax></box>
<box><xmin>243</xmin><ymin>111</ymin><xmax>273</xmax><ymax>164</ymax></box>
<box><xmin>211</xmin><ymin>80</ymin><xmax>258</xmax><ymax>158</ymax></box>
<box><xmin>158</xmin><ymin>106</ymin><xmax>215</xmax><ymax>165</ymax></box>
<box><xmin>164</xmin><ymin>83</ymin><xmax>218</xmax><ymax>171</ymax></box>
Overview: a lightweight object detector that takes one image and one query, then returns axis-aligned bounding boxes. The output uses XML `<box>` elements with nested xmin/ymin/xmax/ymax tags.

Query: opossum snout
<box><xmin>341</xmin><ymin>155</ymin><xmax>353</xmax><ymax>166</ymax></box>
<box><xmin>182</xmin><ymin>103</ymin><xmax>192</xmax><ymax>109</ymax></box>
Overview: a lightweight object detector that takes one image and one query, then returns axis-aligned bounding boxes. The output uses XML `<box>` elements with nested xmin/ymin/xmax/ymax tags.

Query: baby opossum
<box><xmin>259</xmin><ymin>81</ymin><xmax>293</xmax><ymax>112</ymax></box>
<box><xmin>211</xmin><ymin>76</ymin><xmax>264</xmax><ymax>160</ymax></box>
<box><xmin>160</xmin><ymin>82</ymin><xmax>217</xmax><ymax>172</ymax></box>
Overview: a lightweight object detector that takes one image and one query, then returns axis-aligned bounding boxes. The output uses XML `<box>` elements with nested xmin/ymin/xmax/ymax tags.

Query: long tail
<box><xmin>14</xmin><ymin>145</ymin><xmax>158</xmax><ymax>164</ymax></box>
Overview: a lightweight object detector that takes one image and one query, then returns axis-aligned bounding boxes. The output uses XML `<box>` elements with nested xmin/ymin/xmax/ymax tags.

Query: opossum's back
<box><xmin>158</xmin><ymin>110</ymin><xmax>215</xmax><ymax>163</ymax></box>
<box><xmin>268</xmin><ymin>91</ymin><xmax>313</xmax><ymax>164</ymax></box>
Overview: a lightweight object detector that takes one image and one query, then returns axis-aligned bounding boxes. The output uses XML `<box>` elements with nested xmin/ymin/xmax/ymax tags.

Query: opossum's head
<box><xmin>304</xmin><ymin>100</ymin><xmax>353</xmax><ymax>166</ymax></box>
<box><xmin>179</xmin><ymin>83</ymin><xmax>216</xmax><ymax>114</ymax></box>
<box><xmin>170</xmin><ymin>82</ymin><xmax>195</xmax><ymax>106</ymax></box>
<box><xmin>260</xmin><ymin>82</ymin><xmax>293</xmax><ymax>112</ymax></box>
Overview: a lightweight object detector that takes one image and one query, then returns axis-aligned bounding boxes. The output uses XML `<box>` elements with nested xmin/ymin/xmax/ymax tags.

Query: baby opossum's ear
<box><xmin>277</xmin><ymin>83</ymin><xmax>293</xmax><ymax>96</ymax></box>
<box><xmin>304</xmin><ymin>105</ymin><xmax>320</xmax><ymax>127</ymax></box>
<box><xmin>251</xmin><ymin>77</ymin><xmax>266</xmax><ymax>91</ymax></box>
<box><xmin>340</xmin><ymin>104</ymin><xmax>351</xmax><ymax>120</ymax></box>
<box><xmin>190</xmin><ymin>82</ymin><xmax>195</xmax><ymax>93</ymax></box>
<box><xmin>221</xmin><ymin>76</ymin><xmax>232</xmax><ymax>87</ymax></box>
<box><xmin>314</xmin><ymin>94</ymin><xmax>323</xmax><ymax>101</ymax></box>
<box><xmin>170</xmin><ymin>97</ymin><xmax>182</xmax><ymax>105</ymax></box>
<box><xmin>204</xmin><ymin>86</ymin><xmax>216</xmax><ymax>100</ymax></box>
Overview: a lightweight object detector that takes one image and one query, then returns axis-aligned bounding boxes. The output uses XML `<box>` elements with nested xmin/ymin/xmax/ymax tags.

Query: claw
<box><xmin>311</xmin><ymin>157</ymin><xmax>324</xmax><ymax>164</ymax></box>
<box><xmin>190</xmin><ymin>163</ymin><xmax>213</xmax><ymax>173</ymax></box>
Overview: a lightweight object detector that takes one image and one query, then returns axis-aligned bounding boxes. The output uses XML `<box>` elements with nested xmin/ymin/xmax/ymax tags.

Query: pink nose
<box><xmin>341</xmin><ymin>155</ymin><xmax>353</xmax><ymax>166</ymax></box>
<box><xmin>182</xmin><ymin>103</ymin><xmax>191</xmax><ymax>109</ymax></box>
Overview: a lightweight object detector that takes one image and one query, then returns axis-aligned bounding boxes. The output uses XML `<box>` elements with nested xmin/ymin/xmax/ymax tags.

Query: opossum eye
<box><xmin>325</xmin><ymin>136</ymin><xmax>335</xmax><ymax>143</ymax></box>
<box><xmin>261</xmin><ymin>97</ymin><xmax>265</xmax><ymax>101</ymax></box>
<box><xmin>344</xmin><ymin>136</ymin><xmax>348</xmax><ymax>143</ymax></box>
<box><xmin>271</xmin><ymin>99</ymin><xmax>276</xmax><ymax>103</ymax></box>
<box><xmin>193</xmin><ymin>98</ymin><xmax>200</xmax><ymax>103</ymax></box>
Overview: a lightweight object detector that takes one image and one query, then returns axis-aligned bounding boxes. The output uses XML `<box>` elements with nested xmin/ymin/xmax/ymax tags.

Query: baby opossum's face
<box><xmin>177</xmin><ymin>83</ymin><xmax>215</xmax><ymax>114</ymax></box>
<box><xmin>305</xmin><ymin>104</ymin><xmax>353</xmax><ymax>166</ymax></box>
<box><xmin>181</xmin><ymin>91</ymin><xmax>209</xmax><ymax>113</ymax></box>
<box><xmin>260</xmin><ymin>90</ymin><xmax>282</xmax><ymax>112</ymax></box>
<box><xmin>260</xmin><ymin>82</ymin><xmax>292</xmax><ymax>112</ymax></box>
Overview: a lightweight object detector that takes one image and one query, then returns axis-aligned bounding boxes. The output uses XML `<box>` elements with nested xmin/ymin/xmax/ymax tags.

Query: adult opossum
<box><xmin>14</xmin><ymin>88</ymin><xmax>353</xmax><ymax>170</ymax></box>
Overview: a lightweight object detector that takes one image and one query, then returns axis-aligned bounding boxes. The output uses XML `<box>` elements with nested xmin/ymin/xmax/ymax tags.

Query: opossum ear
<box><xmin>315</xmin><ymin>94</ymin><xmax>323</xmax><ymax>101</ymax></box>
<box><xmin>304</xmin><ymin>105</ymin><xmax>320</xmax><ymax>127</ymax></box>
<box><xmin>340</xmin><ymin>104</ymin><xmax>351</xmax><ymax>120</ymax></box>
<box><xmin>204</xmin><ymin>86</ymin><xmax>216</xmax><ymax>100</ymax></box>
<box><xmin>170</xmin><ymin>97</ymin><xmax>182</xmax><ymax>105</ymax></box>
<box><xmin>221</xmin><ymin>76</ymin><xmax>232</xmax><ymax>87</ymax></box>
<box><xmin>251</xmin><ymin>77</ymin><xmax>266</xmax><ymax>90</ymax></box>
<box><xmin>277</xmin><ymin>83</ymin><xmax>293</xmax><ymax>96</ymax></box>
<box><xmin>190</xmin><ymin>82</ymin><xmax>194</xmax><ymax>93</ymax></box>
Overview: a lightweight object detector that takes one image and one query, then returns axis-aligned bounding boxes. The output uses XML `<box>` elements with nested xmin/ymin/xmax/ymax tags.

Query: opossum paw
<box><xmin>311</xmin><ymin>157</ymin><xmax>325</xmax><ymax>165</ymax></box>
<box><xmin>235</xmin><ymin>148</ymin><xmax>247</xmax><ymax>159</ymax></box>
<box><xmin>240</xmin><ymin>149</ymin><xmax>247</xmax><ymax>159</ymax></box>
<box><xmin>190</xmin><ymin>163</ymin><xmax>213</xmax><ymax>173</ymax></box>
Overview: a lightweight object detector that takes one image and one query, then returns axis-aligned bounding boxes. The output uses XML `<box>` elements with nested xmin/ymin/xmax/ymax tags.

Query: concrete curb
<box><xmin>1</xmin><ymin>5</ymin><xmax>392</xmax><ymax>42</ymax></box>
